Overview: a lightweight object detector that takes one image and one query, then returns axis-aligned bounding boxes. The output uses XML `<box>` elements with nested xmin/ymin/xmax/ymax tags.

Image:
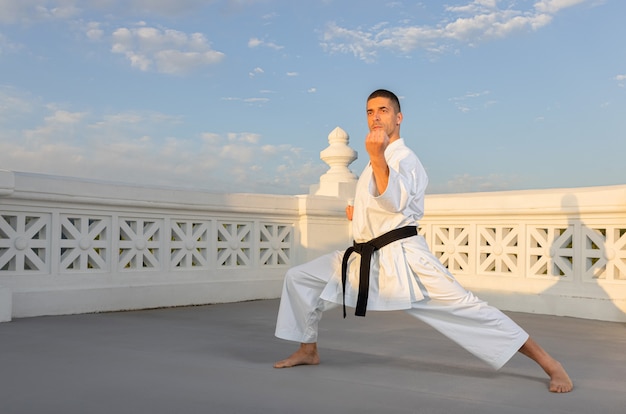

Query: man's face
<box><xmin>366</xmin><ymin>96</ymin><xmax>402</xmax><ymax>139</ymax></box>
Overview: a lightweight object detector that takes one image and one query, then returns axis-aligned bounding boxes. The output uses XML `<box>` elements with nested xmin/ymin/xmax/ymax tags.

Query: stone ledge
<box><xmin>0</xmin><ymin>170</ymin><xmax>15</xmax><ymax>197</ymax></box>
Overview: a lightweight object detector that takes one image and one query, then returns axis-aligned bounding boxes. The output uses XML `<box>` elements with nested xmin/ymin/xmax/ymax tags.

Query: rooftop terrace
<box><xmin>1</xmin><ymin>299</ymin><xmax>624</xmax><ymax>414</ymax></box>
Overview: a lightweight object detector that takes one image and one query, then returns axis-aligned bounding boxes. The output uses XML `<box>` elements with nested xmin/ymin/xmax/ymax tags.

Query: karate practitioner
<box><xmin>274</xmin><ymin>89</ymin><xmax>573</xmax><ymax>393</ymax></box>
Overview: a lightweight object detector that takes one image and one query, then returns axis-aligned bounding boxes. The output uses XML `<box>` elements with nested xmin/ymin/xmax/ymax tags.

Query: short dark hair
<box><xmin>367</xmin><ymin>89</ymin><xmax>401</xmax><ymax>113</ymax></box>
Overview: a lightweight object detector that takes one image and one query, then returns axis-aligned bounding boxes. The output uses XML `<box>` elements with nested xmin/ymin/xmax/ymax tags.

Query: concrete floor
<box><xmin>1</xmin><ymin>299</ymin><xmax>624</xmax><ymax>414</ymax></box>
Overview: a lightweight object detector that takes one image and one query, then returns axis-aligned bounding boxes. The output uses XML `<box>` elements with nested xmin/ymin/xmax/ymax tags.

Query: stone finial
<box><xmin>310</xmin><ymin>127</ymin><xmax>358</xmax><ymax>198</ymax></box>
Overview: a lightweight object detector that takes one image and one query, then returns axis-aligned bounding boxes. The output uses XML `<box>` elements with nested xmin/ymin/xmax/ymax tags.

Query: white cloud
<box><xmin>0</xmin><ymin>0</ymin><xmax>227</xmax><ymax>23</ymax></box>
<box><xmin>0</xmin><ymin>0</ymin><xmax>81</xmax><ymax>24</ymax></box>
<box><xmin>154</xmin><ymin>49</ymin><xmax>223</xmax><ymax>74</ymax></box>
<box><xmin>615</xmin><ymin>74</ymin><xmax>626</xmax><ymax>87</ymax></box>
<box><xmin>248</xmin><ymin>37</ymin><xmax>263</xmax><ymax>48</ymax></box>
<box><xmin>226</xmin><ymin>132</ymin><xmax>260</xmax><ymax>144</ymax></box>
<box><xmin>221</xmin><ymin>94</ymin><xmax>271</xmax><ymax>105</ymax></box>
<box><xmin>84</xmin><ymin>21</ymin><xmax>104</xmax><ymax>41</ymax></box>
<box><xmin>21</xmin><ymin>109</ymin><xmax>87</xmax><ymax>143</ymax></box>
<box><xmin>449</xmin><ymin>90</ymin><xmax>495</xmax><ymax>112</ymax></box>
<box><xmin>200</xmin><ymin>132</ymin><xmax>221</xmax><ymax>145</ymax></box>
<box><xmin>0</xmin><ymin>86</ymin><xmax>33</xmax><ymax>119</ymax></box>
<box><xmin>45</xmin><ymin>109</ymin><xmax>85</xmax><ymax>124</ymax></box>
<box><xmin>249</xmin><ymin>67</ymin><xmax>264</xmax><ymax>77</ymax></box>
<box><xmin>442</xmin><ymin>10</ymin><xmax>553</xmax><ymax>42</ymax></box>
<box><xmin>239</xmin><ymin>133</ymin><xmax>261</xmax><ymax>144</ymax></box>
<box><xmin>446</xmin><ymin>0</ymin><xmax>498</xmax><ymax>14</ymax></box>
<box><xmin>247</xmin><ymin>36</ymin><xmax>284</xmax><ymax>50</ymax></box>
<box><xmin>261</xmin><ymin>12</ymin><xmax>278</xmax><ymax>20</ymax></box>
<box><xmin>321</xmin><ymin>0</ymin><xmax>593</xmax><ymax>61</ymax></box>
<box><xmin>534</xmin><ymin>0</ymin><xmax>588</xmax><ymax>14</ymax></box>
<box><xmin>220</xmin><ymin>143</ymin><xmax>256</xmax><ymax>163</ymax></box>
<box><xmin>242</xmin><ymin>97</ymin><xmax>269</xmax><ymax>104</ymax></box>
<box><xmin>321</xmin><ymin>22</ymin><xmax>380</xmax><ymax>62</ymax></box>
<box><xmin>111</xmin><ymin>25</ymin><xmax>224</xmax><ymax>74</ymax></box>
<box><xmin>0</xmin><ymin>88</ymin><xmax>320</xmax><ymax>194</ymax></box>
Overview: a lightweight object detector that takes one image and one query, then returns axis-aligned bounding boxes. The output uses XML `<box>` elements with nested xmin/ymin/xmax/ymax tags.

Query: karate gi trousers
<box><xmin>275</xmin><ymin>247</ymin><xmax>529</xmax><ymax>370</ymax></box>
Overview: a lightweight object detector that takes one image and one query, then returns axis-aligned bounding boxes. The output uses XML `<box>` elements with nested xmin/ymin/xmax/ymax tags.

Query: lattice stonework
<box><xmin>170</xmin><ymin>220</ymin><xmax>211</xmax><ymax>269</ymax></box>
<box><xmin>259</xmin><ymin>223</ymin><xmax>292</xmax><ymax>266</ymax></box>
<box><xmin>527</xmin><ymin>226</ymin><xmax>573</xmax><ymax>278</ymax></box>
<box><xmin>583</xmin><ymin>226</ymin><xmax>626</xmax><ymax>281</ymax></box>
<box><xmin>417</xmin><ymin>225</ymin><xmax>427</xmax><ymax>239</ymax></box>
<box><xmin>431</xmin><ymin>225</ymin><xmax>470</xmax><ymax>273</ymax></box>
<box><xmin>478</xmin><ymin>226</ymin><xmax>520</xmax><ymax>274</ymax></box>
<box><xmin>60</xmin><ymin>215</ymin><xmax>110</xmax><ymax>272</ymax></box>
<box><xmin>217</xmin><ymin>222</ymin><xmax>252</xmax><ymax>267</ymax></box>
<box><xmin>0</xmin><ymin>213</ymin><xmax>50</xmax><ymax>272</ymax></box>
<box><xmin>118</xmin><ymin>218</ymin><xmax>162</xmax><ymax>270</ymax></box>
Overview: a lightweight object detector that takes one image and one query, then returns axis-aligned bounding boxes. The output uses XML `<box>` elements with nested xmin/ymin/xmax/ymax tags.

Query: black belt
<box><xmin>341</xmin><ymin>226</ymin><xmax>417</xmax><ymax>318</ymax></box>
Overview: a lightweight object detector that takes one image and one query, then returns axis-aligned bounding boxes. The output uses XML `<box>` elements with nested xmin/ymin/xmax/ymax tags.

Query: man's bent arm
<box><xmin>370</xmin><ymin>155</ymin><xmax>389</xmax><ymax>196</ymax></box>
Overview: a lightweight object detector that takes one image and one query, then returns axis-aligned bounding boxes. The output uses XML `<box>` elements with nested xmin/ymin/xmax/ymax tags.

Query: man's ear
<box><xmin>396</xmin><ymin>112</ymin><xmax>403</xmax><ymax>125</ymax></box>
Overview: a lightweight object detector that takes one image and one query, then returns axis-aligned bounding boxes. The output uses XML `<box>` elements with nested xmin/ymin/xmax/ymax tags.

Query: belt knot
<box><xmin>341</xmin><ymin>226</ymin><xmax>417</xmax><ymax>318</ymax></box>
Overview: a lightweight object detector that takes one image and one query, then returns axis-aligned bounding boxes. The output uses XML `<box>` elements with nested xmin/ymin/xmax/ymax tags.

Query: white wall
<box><xmin>1</xmin><ymin>170</ymin><xmax>625</xmax><ymax>322</ymax></box>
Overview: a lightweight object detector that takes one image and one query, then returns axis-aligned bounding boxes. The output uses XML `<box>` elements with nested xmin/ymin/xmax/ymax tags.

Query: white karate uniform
<box><xmin>275</xmin><ymin>139</ymin><xmax>529</xmax><ymax>370</ymax></box>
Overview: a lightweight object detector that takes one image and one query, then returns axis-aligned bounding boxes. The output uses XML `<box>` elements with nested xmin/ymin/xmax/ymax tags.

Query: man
<box><xmin>273</xmin><ymin>89</ymin><xmax>573</xmax><ymax>393</ymax></box>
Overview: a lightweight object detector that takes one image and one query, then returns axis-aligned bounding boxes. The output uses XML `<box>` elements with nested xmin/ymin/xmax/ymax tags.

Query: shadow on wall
<box><xmin>541</xmin><ymin>194</ymin><xmax>625</xmax><ymax>321</ymax></box>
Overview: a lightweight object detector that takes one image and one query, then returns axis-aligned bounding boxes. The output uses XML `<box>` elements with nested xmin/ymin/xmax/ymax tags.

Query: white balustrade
<box><xmin>1</xmin><ymin>128</ymin><xmax>625</xmax><ymax>323</ymax></box>
<box><xmin>420</xmin><ymin>187</ymin><xmax>626</xmax><ymax>322</ymax></box>
<box><xmin>0</xmin><ymin>170</ymin><xmax>350</xmax><ymax>320</ymax></box>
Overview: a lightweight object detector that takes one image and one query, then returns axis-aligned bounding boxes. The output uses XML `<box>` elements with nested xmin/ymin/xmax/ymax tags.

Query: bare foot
<box><xmin>518</xmin><ymin>337</ymin><xmax>573</xmax><ymax>393</ymax></box>
<box><xmin>273</xmin><ymin>343</ymin><xmax>320</xmax><ymax>368</ymax></box>
<box><xmin>547</xmin><ymin>361</ymin><xmax>574</xmax><ymax>393</ymax></box>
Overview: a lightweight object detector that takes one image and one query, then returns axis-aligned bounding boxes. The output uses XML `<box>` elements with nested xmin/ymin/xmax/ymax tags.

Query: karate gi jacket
<box><xmin>320</xmin><ymin>138</ymin><xmax>444</xmax><ymax>311</ymax></box>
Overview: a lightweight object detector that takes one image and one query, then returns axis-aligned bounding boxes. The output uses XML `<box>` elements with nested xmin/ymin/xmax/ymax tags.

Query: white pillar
<box><xmin>310</xmin><ymin>127</ymin><xmax>358</xmax><ymax>199</ymax></box>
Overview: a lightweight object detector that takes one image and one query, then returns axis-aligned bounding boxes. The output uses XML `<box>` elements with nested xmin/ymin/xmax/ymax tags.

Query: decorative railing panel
<box><xmin>118</xmin><ymin>217</ymin><xmax>162</xmax><ymax>271</ymax></box>
<box><xmin>477</xmin><ymin>225</ymin><xmax>521</xmax><ymax>275</ymax></box>
<box><xmin>170</xmin><ymin>219</ymin><xmax>211</xmax><ymax>270</ymax></box>
<box><xmin>259</xmin><ymin>223</ymin><xmax>293</xmax><ymax>267</ymax></box>
<box><xmin>527</xmin><ymin>225</ymin><xmax>572</xmax><ymax>279</ymax></box>
<box><xmin>217</xmin><ymin>221</ymin><xmax>253</xmax><ymax>268</ymax></box>
<box><xmin>0</xmin><ymin>212</ymin><xmax>51</xmax><ymax>273</ymax></box>
<box><xmin>582</xmin><ymin>224</ymin><xmax>626</xmax><ymax>281</ymax></box>
<box><xmin>0</xmin><ymin>212</ymin><xmax>295</xmax><ymax>276</ymax></box>
<box><xmin>420</xmin><ymin>220</ymin><xmax>626</xmax><ymax>283</ymax></box>
<box><xmin>60</xmin><ymin>215</ymin><xmax>110</xmax><ymax>272</ymax></box>
<box><xmin>429</xmin><ymin>225</ymin><xmax>472</xmax><ymax>274</ymax></box>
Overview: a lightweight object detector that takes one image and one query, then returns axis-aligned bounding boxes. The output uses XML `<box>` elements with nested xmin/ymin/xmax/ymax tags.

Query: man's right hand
<box><xmin>365</xmin><ymin>129</ymin><xmax>390</xmax><ymax>160</ymax></box>
<box><xmin>365</xmin><ymin>129</ymin><xmax>390</xmax><ymax>195</ymax></box>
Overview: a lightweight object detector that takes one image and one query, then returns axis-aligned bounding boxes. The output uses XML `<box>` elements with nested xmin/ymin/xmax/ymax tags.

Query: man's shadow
<box><xmin>540</xmin><ymin>193</ymin><xmax>625</xmax><ymax>321</ymax></box>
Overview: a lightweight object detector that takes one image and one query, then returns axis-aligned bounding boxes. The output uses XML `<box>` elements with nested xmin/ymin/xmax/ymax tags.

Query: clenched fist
<box><xmin>365</xmin><ymin>128</ymin><xmax>390</xmax><ymax>161</ymax></box>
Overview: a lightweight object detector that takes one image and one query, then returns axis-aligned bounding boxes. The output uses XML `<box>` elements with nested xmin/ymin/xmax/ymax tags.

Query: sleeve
<box><xmin>372</xmin><ymin>148</ymin><xmax>427</xmax><ymax>214</ymax></box>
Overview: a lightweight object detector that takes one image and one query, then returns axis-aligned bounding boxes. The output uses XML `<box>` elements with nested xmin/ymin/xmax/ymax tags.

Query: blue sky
<box><xmin>0</xmin><ymin>0</ymin><xmax>624</xmax><ymax>195</ymax></box>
